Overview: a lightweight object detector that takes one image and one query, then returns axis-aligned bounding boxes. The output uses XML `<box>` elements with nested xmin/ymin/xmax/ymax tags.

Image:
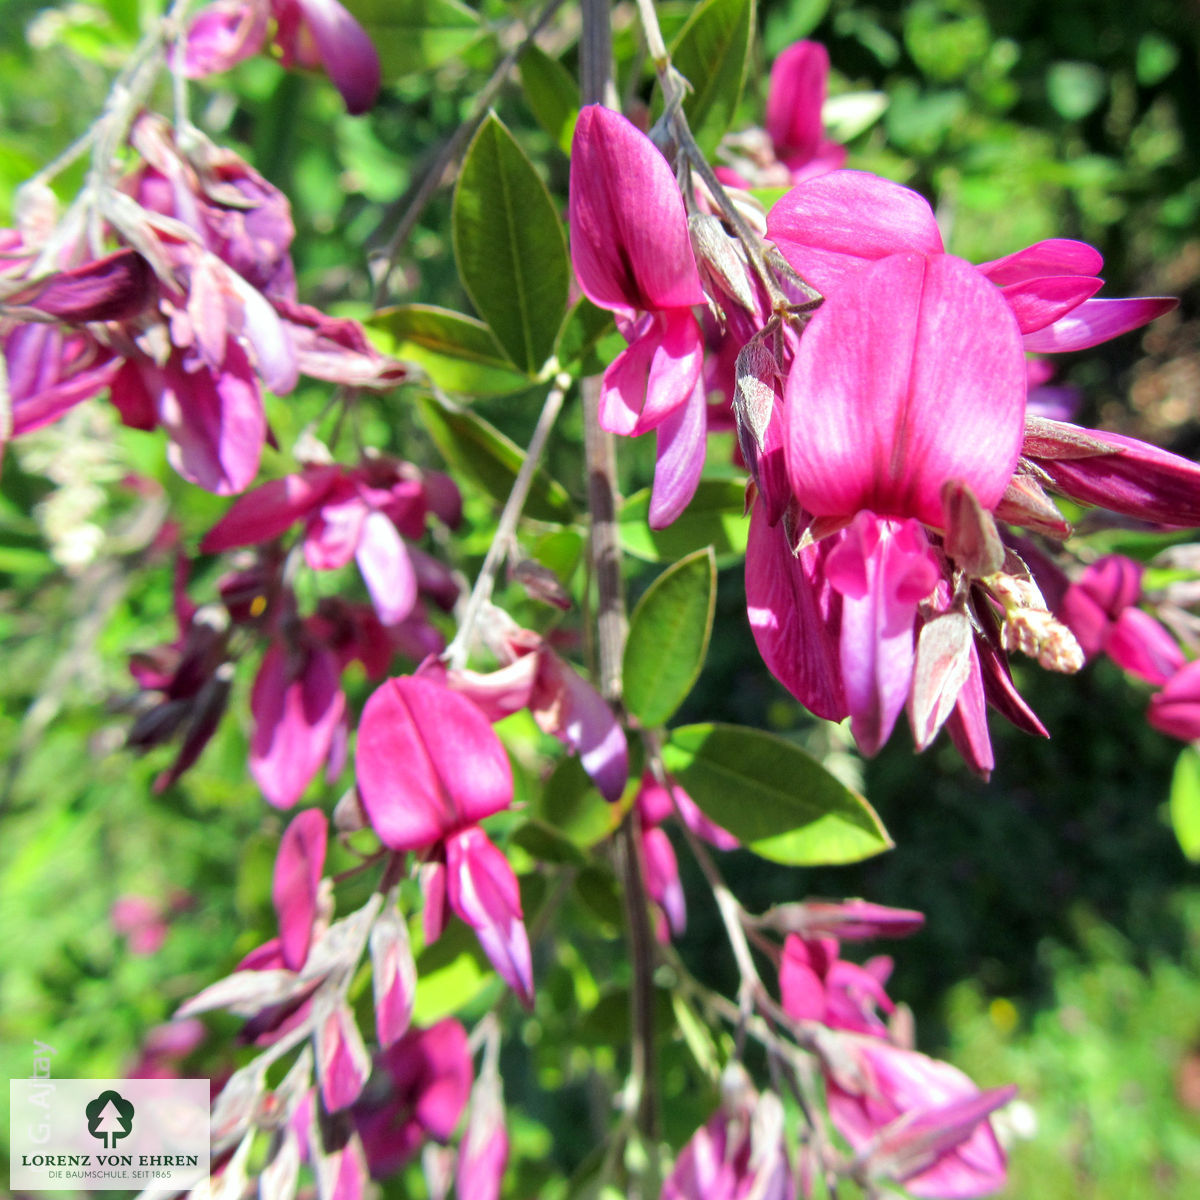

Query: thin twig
<box><xmin>444</xmin><ymin>373</ymin><xmax>570</xmax><ymax>669</ymax></box>
<box><xmin>369</xmin><ymin>0</ymin><xmax>568</xmax><ymax>307</ymax></box>
<box><xmin>632</xmin><ymin>0</ymin><xmax>819</xmax><ymax>312</ymax></box>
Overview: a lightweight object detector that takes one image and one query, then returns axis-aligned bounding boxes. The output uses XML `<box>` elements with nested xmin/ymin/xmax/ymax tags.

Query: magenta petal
<box><xmin>272</xmin><ymin>808</ymin><xmax>328</xmax><ymax>971</ymax></box>
<box><xmin>456</xmin><ymin>1086</ymin><xmax>508</xmax><ymax>1200</ymax></box>
<box><xmin>317</xmin><ymin>1003</ymin><xmax>371</xmax><ymax>1112</ymax></box>
<box><xmin>865</xmin><ymin>1086</ymin><xmax>1019</xmax><ymax>1196</ymax></box>
<box><xmin>649</xmin><ymin>375</ymin><xmax>707</xmax><ymax>529</ymax></box>
<box><xmin>23</xmin><ymin>248</ymin><xmax>155</xmax><ymax>324</ymax></box>
<box><xmin>945</xmin><ymin>642</ymin><xmax>995</xmax><ymax>779</ymax></box>
<box><xmin>766</xmin><ymin>41</ymin><xmax>830</xmax><ymax>162</ymax></box>
<box><xmin>766</xmin><ymin>170</ymin><xmax>944</xmax><ymax>296</ymax></box>
<box><xmin>546</xmin><ymin>658</ymin><xmax>629</xmax><ymax>803</ymax></box>
<box><xmin>355</xmin><ymin>511</ymin><xmax>418</xmax><ymax>625</ymax></box>
<box><xmin>827</xmin><ymin>1037</ymin><xmax>1010</xmax><ymax>1200</ymax></box>
<box><xmin>1000</xmin><ymin>275</ymin><xmax>1102</xmax><ymax>334</ymax></box>
<box><xmin>826</xmin><ymin>516</ymin><xmax>938</xmax><ymax>757</ymax></box>
<box><xmin>1059</xmin><ymin>554</ymin><xmax>1144</xmax><ymax>659</ymax></box>
<box><xmin>569</xmin><ymin>105</ymin><xmax>705</xmax><ymax>313</ymax></box>
<box><xmin>273</xmin><ymin>297</ymin><xmax>408</xmax><ymax>389</ymax></box>
<box><xmin>387</xmin><ymin>1018</ymin><xmax>473</xmax><ymax>1143</ymax></box>
<box><xmin>305</xmin><ymin>490</ymin><xmax>367</xmax><ymax>569</ymax></box>
<box><xmin>599</xmin><ymin>310</ymin><xmax>704</xmax><ymax>437</ymax></box>
<box><xmin>201</xmin><ymin>466</ymin><xmax>341</xmax><ymax>552</ymax></box>
<box><xmin>977</xmin><ymin>238</ymin><xmax>1104</xmax><ymax>285</ymax></box>
<box><xmin>1105</xmin><ymin>608</ymin><xmax>1184</xmax><ymax>685</ymax></box>
<box><xmin>745</xmin><ymin>502</ymin><xmax>847</xmax><ymax>722</ymax></box>
<box><xmin>355</xmin><ymin>675</ymin><xmax>513</xmax><ymax>852</ymax></box>
<box><xmin>295</xmin><ymin>0</ymin><xmax>381</xmax><ymax>115</ymax></box>
<box><xmin>1022</xmin><ymin>296</ymin><xmax>1177</xmax><ymax>352</ymax></box>
<box><xmin>181</xmin><ymin>0</ymin><xmax>269</xmax><ymax>77</ymax></box>
<box><xmin>784</xmin><ymin>252</ymin><xmax>1026</xmax><ymax>527</ymax></box>
<box><xmin>641</xmin><ymin>825</ymin><xmax>685</xmax><ymax>938</ymax></box>
<box><xmin>1035</xmin><ymin>427</ymin><xmax>1200</xmax><ymax>526</ymax></box>
<box><xmin>158</xmin><ymin>344</ymin><xmax>266</xmax><ymax>495</ymax></box>
<box><xmin>445</xmin><ymin>826</ymin><xmax>533</xmax><ymax>1008</ymax></box>
<box><xmin>7</xmin><ymin>326</ymin><xmax>120</xmax><ymax>435</ymax></box>
<box><xmin>370</xmin><ymin>904</ymin><xmax>417</xmax><ymax>1048</ymax></box>
<box><xmin>225</xmin><ymin>267</ymin><xmax>298</xmax><ymax>395</ymax></box>
<box><xmin>250</xmin><ymin>643</ymin><xmax>346</xmax><ymax>809</ymax></box>
<box><xmin>1148</xmin><ymin>661</ymin><xmax>1200</xmax><ymax>742</ymax></box>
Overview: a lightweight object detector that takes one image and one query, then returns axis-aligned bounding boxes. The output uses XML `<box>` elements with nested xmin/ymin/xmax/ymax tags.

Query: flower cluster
<box><xmin>567</xmin><ymin>83</ymin><xmax>1197</xmax><ymax>774</ymax></box>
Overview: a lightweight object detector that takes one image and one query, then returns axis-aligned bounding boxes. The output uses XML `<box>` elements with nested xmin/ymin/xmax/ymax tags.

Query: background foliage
<box><xmin>2</xmin><ymin>0</ymin><xmax>1200</xmax><ymax>1196</ymax></box>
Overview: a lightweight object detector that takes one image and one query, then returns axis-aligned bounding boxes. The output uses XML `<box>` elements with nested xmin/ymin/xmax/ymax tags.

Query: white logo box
<box><xmin>11</xmin><ymin>1078</ymin><xmax>210</xmax><ymax>1192</ymax></box>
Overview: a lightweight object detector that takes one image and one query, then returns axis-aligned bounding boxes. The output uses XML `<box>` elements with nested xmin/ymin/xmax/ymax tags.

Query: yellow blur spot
<box><xmin>249</xmin><ymin>595</ymin><xmax>267</xmax><ymax>617</ymax></box>
<box><xmin>989</xmin><ymin>996</ymin><xmax>1018</xmax><ymax>1034</ymax></box>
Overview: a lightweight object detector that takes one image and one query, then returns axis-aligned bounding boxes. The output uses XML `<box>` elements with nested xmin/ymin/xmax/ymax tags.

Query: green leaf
<box><xmin>670</xmin><ymin>0</ymin><xmax>755</xmax><ymax>156</ymax></box>
<box><xmin>1046</xmin><ymin>61</ymin><xmax>1107</xmax><ymax>122</ymax></box>
<box><xmin>557</xmin><ymin>297</ymin><xmax>616</xmax><ymax>370</ymax></box>
<box><xmin>366</xmin><ymin>305</ymin><xmax>530</xmax><ymax>396</ymax></box>
<box><xmin>532</xmin><ymin>755</ymin><xmax>618</xmax><ymax>849</ymax></box>
<box><xmin>619</xmin><ymin>479</ymin><xmax>749</xmax><ymax>565</ymax></box>
<box><xmin>414</xmin><ymin>921</ymin><xmax>491</xmax><ymax>1023</ymax></box>
<box><xmin>453</xmin><ymin>113</ymin><xmax>569</xmax><ymax>375</ymax></box>
<box><xmin>414</xmin><ymin>394</ymin><xmax>574</xmax><ymax>523</ymax></box>
<box><xmin>510</xmin><ymin>819</ymin><xmax>587</xmax><ymax>866</ymax></box>
<box><xmin>355</xmin><ymin>0</ymin><xmax>482</xmax><ymax>78</ymax></box>
<box><xmin>519</xmin><ymin>44</ymin><xmax>581</xmax><ymax>153</ymax></box>
<box><xmin>623</xmin><ymin>549</ymin><xmax>716</xmax><ymax>728</ymax></box>
<box><xmin>1170</xmin><ymin>746</ymin><xmax>1200</xmax><ymax>863</ymax></box>
<box><xmin>661</xmin><ymin>724</ymin><xmax>892</xmax><ymax>865</ymax></box>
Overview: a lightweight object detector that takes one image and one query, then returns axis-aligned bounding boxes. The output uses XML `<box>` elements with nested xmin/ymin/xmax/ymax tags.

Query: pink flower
<box><xmin>824</xmin><ymin>1036</ymin><xmax>1013</xmax><ymax>1198</ymax></box>
<box><xmin>181</xmin><ymin>0</ymin><xmax>381</xmax><ymax>115</ymax></box>
<box><xmin>768</xmin><ymin>169</ymin><xmax>1175</xmax><ymax>345</ymax></box>
<box><xmin>251</xmin><ymin>638</ymin><xmax>346</xmax><ymax>809</ymax></box>
<box><xmin>569</xmin><ymin>105</ymin><xmax>709</xmax><ymax>526</ymax></box>
<box><xmin>456</xmin><ymin>1043</ymin><xmax>509</xmax><ymax>1200</ymax></box>
<box><xmin>1021</xmin><ymin>421</ymin><xmax>1200</xmax><ymax>529</ymax></box>
<box><xmin>201</xmin><ymin>459</ymin><xmax>458</xmax><ymax>626</ymax></box>
<box><xmin>764</xmin><ymin>41</ymin><xmax>846</xmax><ymax>182</ymax></box>
<box><xmin>353</xmin><ymin>1020</ymin><xmax>472</xmax><ymax>1178</ymax></box>
<box><xmin>779</xmin><ymin>934</ymin><xmax>896</xmax><ymax>1037</ymax></box>
<box><xmin>662</xmin><ymin>1066</ymin><xmax>795</xmax><ymax>1200</ymax></box>
<box><xmin>634</xmin><ymin>772</ymin><xmax>736</xmax><ymax>940</ymax></box>
<box><xmin>1059</xmin><ymin>555</ymin><xmax>1183</xmax><ymax>684</ymax></box>
<box><xmin>429</xmin><ymin>620</ymin><xmax>627</xmax><ymax>803</ymax></box>
<box><xmin>355</xmin><ymin>675</ymin><xmax>534</xmax><ymax>1004</ymax></box>
<box><xmin>444</xmin><ymin>826</ymin><xmax>534</xmax><ymax>1008</ymax></box>
<box><xmin>110</xmin><ymin>895</ymin><xmax>169</xmax><ymax>955</ymax></box>
<box><xmin>356</xmin><ymin>675</ymin><xmax>513</xmax><ymax>852</ymax></box>
<box><xmin>1149</xmin><ymin>660</ymin><xmax>1200</xmax><ymax>742</ymax></box>
<box><xmin>716</xmin><ymin>40</ymin><xmax>845</xmax><ymax>190</ymax></box>
<box><xmin>271</xmin><ymin>0</ymin><xmax>382</xmax><ymax>116</ymax></box>
<box><xmin>272</xmin><ymin>808</ymin><xmax>328</xmax><ymax>970</ymax></box>
<box><xmin>750</xmin><ymin>250</ymin><xmax>1026</xmax><ymax>755</ymax></box>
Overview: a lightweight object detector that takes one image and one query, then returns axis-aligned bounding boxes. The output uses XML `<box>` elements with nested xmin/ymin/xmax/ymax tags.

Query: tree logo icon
<box><xmin>85</xmin><ymin>1090</ymin><xmax>135</xmax><ymax>1149</ymax></box>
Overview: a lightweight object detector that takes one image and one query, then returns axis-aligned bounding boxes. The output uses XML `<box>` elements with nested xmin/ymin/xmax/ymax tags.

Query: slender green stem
<box><xmin>444</xmin><ymin>374</ymin><xmax>570</xmax><ymax>669</ymax></box>
<box><xmin>369</xmin><ymin>0</ymin><xmax>568</xmax><ymax>307</ymax></box>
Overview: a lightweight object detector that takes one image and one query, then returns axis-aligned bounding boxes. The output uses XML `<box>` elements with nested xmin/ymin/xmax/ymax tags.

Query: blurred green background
<box><xmin>2</xmin><ymin>0</ymin><xmax>1200</xmax><ymax>1195</ymax></box>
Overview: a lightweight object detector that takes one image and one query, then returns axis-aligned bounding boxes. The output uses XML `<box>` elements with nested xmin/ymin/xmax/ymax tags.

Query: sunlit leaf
<box><xmin>453</xmin><ymin>113</ymin><xmax>569</xmax><ymax>375</ymax></box>
<box><xmin>355</xmin><ymin>0</ymin><xmax>483</xmax><ymax>78</ymax></box>
<box><xmin>1170</xmin><ymin>746</ymin><xmax>1200</xmax><ymax>863</ymax></box>
<box><xmin>662</xmin><ymin>723</ymin><xmax>892</xmax><ymax>865</ymax></box>
<box><xmin>671</xmin><ymin>0</ymin><xmax>756</xmax><ymax>156</ymax></box>
<box><xmin>619</xmin><ymin>479</ymin><xmax>749</xmax><ymax>565</ymax></box>
<box><xmin>519</xmin><ymin>44</ymin><xmax>580</xmax><ymax>153</ymax></box>
<box><xmin>366</xmin><ymin>305</ymin><xmax>530</xmax><ymax>396</ymax></box>
<box><xmin>623</xmin><ymin>549</ymin><xmax>716</xmax><ymax>728</ymax></box>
